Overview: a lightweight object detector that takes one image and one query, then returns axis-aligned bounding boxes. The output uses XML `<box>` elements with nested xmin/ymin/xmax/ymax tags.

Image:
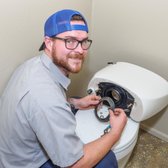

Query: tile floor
<box><xmin>125</xmin><ymin>129</ymin><xmax>168</xmax><ymax>168</ymax></box>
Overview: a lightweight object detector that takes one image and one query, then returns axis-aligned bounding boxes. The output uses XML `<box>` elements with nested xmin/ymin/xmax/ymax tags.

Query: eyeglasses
<box><xmin>51</xmin><ymin>37</ymin><xmax>92</xmax><ymax>50</ymax></box>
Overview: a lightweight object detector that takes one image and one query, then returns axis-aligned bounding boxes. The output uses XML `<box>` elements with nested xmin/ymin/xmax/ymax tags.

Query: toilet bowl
<box><xmin>75</xmin><ymin>62</ymin><xmax>168</xmax><ymax>167</ymax></box>
<box><xmin>113</xmin><ymin>118</ymin><xmax>139</xmax><ymax>168</ymax></box>
<box><xmin>75</xmin><ymin>109</ymin><xmax>139</xmax><ymax>168</ymax></box>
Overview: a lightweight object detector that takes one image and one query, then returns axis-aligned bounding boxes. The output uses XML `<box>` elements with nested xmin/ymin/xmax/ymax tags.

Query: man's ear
<box><xmin>44</xmin><ymin>37</ymin><xmax>53</xmax><ymax>51</ymax></box>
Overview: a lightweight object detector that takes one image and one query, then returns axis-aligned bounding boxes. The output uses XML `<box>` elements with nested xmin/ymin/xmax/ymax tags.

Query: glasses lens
<box><xmin>65</xmin><ymin>38</ymin><xmax>92</xmax><ymax>50</ymax></box>
<box><xmin>82</xmin><ymin>39</ymin><xmax>92</xmax><ymax>50</ymax></box>
<box><xmin>65</xmin><ymin>39</ymin><xmax>78</xmax><ymax>50</ymax></box>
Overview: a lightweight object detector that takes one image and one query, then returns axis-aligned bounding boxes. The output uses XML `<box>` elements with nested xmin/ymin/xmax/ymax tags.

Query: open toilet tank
<box><xmin>75</xmin><ymin>62</ymin><xmax>168</xmax><ymax>168</ymax></box>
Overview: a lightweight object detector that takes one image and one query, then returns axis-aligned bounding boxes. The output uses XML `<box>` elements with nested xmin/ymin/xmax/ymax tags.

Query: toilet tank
<box><xmin>88</xmin><ymin>62</ymin><xmax>168</xmax><ymax>122</ymax></box>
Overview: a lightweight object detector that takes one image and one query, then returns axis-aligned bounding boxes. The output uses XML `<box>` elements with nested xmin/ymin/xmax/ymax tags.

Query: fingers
<box><xmin>109</xmin><ymin>108</ymin><xmax>126</xmax><ymax>117</ymax></box>
<box><xmin>109</xmin><ymin>108</ymin><xmax>127</xmax><ymax>130</ymax></box>
<box><xmin>109</xmin><ymin>108</ymin><xmax>125</xmax><ymax>113</ymax></box>
<box><xmin>89</xmin><ymin>94</ymin><xmax>101</xmax><ymax>105</ymax></box>
<box><xmin>90</xmin><ymin>94</ymin><xmax>101</xmax><ymax>101</ymax></box>
<box><xmin>109</xmin><ymin>110</ymin><xmax>114</xmax><ymax>118</ymax></box>
<box><xmin>114</xmin><ymin>108</ymin><xmax>125</xmax><ymax>112</ymax></box>
<box><xmin>79</xmin><ymin>94</ymin><xmax>101</xmax><ymax>109</ymax></box>
<box><xmin>113</xmin><ymin>109</ymin><xmax>122</xmax><ymax>116</ymax></box>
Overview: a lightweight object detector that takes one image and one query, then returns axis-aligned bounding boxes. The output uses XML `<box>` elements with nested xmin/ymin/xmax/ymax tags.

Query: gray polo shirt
<box><xmin>0</xmin><ymin>54</ymin><xmax>84</xmax><ymax>168</ymax></box>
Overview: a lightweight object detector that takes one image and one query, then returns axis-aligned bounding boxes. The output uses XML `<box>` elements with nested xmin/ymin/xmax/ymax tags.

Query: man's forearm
<box><xmin>70</xmin><ymin>131</ymin><xmax>120</xmax><ymax>168</ymax></box>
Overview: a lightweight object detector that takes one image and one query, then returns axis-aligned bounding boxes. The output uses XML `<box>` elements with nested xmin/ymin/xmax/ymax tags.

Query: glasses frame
<box><xmin>51</xmin><ymin>36</ymin><xmax>92</xmax><ymax>50</ymax></box>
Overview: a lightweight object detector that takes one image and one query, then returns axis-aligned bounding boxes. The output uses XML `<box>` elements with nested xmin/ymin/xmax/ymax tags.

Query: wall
<box><xmin>90</xmin><ymin>0</ymin><xmax>168</xmax><ymax>141</ymax></box>
<box><xmin>0</xmin><ymin>0</ymin><xmax>92</xmax><ymax>95</ymax></box>
<box><xmin>1</xmin><ymin>0</ymin><xmax>168</xmax><ymax>141</ymax></box>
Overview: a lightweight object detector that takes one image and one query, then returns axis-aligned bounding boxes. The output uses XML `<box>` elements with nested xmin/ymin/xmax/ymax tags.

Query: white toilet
<box><xmin>75</xmin><ymin>62</ymin><xmax>168</xmax><ymax>168</ymax></box>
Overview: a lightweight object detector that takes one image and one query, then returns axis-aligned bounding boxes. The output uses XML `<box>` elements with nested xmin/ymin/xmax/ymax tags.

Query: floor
<box><xmin>125</xmin><ymin>129</ymin><xmax>168</xmax><ymax>168</ymax></box>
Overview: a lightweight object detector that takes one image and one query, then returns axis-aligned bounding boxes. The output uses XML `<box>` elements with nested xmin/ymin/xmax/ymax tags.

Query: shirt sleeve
<box><xmin>22</xmin><ymin>84</ymin><xmax>84</xmax><ymax>167</ymax></box>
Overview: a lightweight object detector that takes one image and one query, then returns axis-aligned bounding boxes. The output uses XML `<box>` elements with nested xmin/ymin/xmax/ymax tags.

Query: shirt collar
<box><xmin>40</xmin><ymin>53</ymin><xmax>71</xmax><ymax>90</ymax></box>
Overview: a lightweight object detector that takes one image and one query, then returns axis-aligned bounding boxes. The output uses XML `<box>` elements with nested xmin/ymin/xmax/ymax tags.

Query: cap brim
<box><xmin>39</xmin><ymin>42</ymin><xmax>45</xmax><ymax>51</ymax></box>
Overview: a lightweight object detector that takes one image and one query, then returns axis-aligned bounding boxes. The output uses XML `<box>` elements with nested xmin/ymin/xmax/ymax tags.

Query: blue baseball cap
<box><xmin>39</xmin><ymin>9</ymin><xmax>89</xmax><ymax>51</ymax></box>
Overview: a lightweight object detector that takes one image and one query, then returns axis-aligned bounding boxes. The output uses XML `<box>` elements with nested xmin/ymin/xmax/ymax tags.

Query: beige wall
<box><xmin>0</xmin><ymin>0</ymin><xmax>168</xmax><ymax>141</ymax></box>
<box><xmin>90</xmin><ymin>0</ymin><xmax>168</xmax><ymax>141</ymax></box>
<box><xmin>0</xmin><ymin>0</ymin><xmax>92</xmax><ymax>95</ymax></box>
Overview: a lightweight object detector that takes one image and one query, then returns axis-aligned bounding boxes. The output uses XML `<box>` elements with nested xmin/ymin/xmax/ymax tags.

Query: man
<box><xmin>0</xmin><ymin>9</ymin><xmax>127</xmax><ymax>168</ymax></box>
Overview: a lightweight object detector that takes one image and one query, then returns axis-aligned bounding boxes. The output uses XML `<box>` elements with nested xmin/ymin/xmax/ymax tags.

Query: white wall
<box><xmin>90</xmin><ymin>0</ymin><xmax>168</xmax><ymax>141</ymax></box>
<box><xmin>0</xmin><ymin>0</ymin><xmax>92</xmax><ymax>95</ymax></box>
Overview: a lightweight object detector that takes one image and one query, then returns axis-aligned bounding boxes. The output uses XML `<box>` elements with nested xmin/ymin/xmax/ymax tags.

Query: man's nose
<box><xmin>74</xmin><ymin>43</ymin><xmax>85</xmax><ymax>54</ymax></box>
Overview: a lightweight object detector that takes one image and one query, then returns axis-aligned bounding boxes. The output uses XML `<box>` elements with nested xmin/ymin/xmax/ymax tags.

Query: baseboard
<box><xmin>140</xmin><ymin>124</ymin><xmax>168</xmax><ymax>142</ymax></box>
